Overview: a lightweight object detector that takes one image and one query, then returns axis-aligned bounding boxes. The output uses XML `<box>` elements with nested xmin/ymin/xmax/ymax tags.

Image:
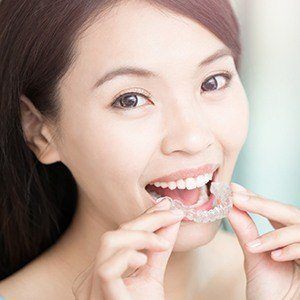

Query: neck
<box><xmin>164</xmin><ymin>249</ymin><xmax>204</xmax><ymax>299</ymax></box>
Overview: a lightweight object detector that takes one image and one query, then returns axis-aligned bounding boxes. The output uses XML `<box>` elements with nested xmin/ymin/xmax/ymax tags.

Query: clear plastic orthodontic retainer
<box><xmin>155</xmin><ymin>182</ymin><xmax>233</xmax><ymax>223</ymax></box>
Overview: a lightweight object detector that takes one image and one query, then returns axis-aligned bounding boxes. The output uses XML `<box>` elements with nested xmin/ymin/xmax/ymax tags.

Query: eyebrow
<box><xmin>93</xmin><ymin>47</ymin><xmax>233</xmax><ymax>90</ymax></box>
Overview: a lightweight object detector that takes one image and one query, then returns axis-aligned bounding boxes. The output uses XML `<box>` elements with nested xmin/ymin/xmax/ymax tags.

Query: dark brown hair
<box><xmin>0</xmin><ymin>0</ymin><xmax>241</xmax><ymax>280</ymax></box>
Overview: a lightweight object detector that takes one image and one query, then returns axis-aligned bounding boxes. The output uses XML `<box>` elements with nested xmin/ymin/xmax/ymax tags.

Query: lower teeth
<box><xmin>152</xmin><ymin>182</ymin><xmax>232</xmax><ymax>223</ymax></box>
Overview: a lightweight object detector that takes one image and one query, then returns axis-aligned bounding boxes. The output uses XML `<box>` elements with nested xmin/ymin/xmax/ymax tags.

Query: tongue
<box><xmin>146</xmin><ymin>185</ymin><xmax>201</xmax><ymax>206</ymax></box>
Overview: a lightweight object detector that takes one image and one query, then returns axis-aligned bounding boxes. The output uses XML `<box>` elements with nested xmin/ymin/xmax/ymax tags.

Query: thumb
<box><xmin>136</xmin><ymin>215</ymin><xmax>182</xmax><ymax>283</ymax></box>
<box><xmin>227</xmin><ymin>203</ymin><xmax>268</xmax><ymax>272</ymax></box>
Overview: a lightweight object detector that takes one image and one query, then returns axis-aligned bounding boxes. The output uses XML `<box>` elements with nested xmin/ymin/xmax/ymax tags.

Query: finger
<box><xmin>97</xmin><ymin>229</ymin><xmax>172</xmax><ymax>264</ymax></box>
<box><xmin>95</xmin><ymin>248</ymin><xmax>147</xmax><ymax>299</ymax></box>
<box><xmin>231</xmin><ymin>185</ymin><xmax>285</xmax><ymax>229</ymax></box>
<box><xmin>232</xmin><ymin>186</ymin><xmax>285</xmax><ymax>230</ymax></box>
<box><xmin>244</xmin><ymin>224</ymin><xmax>300</xmax><ymax>254</ymax></box>
<box><xmin>270</xmin><ymin>243</ymin><xmax>300</xmax><ymax>263</ymax></box>
<box><xmin>230</xmin><ymin>182</ymin><xmax>300</xmax><ymax>226</ymax></box>
<box><xmin>119</xmin><ymin>206</ymin><xmax>185</xmax><ymax>232</ymax></box>
<box><xmin>227</xmin><ymin>204</ymin><xmax>268</xmax><ymax>268</ymax></box>
<box><xmin>135</xmin><ymin>219</ymin><xmax>182</xmax><ymax>283</ymax></box>
<box><xmin>144</xmin><ymin>197</ymin><xmax>172</xmax><ymax>214</ymax></box>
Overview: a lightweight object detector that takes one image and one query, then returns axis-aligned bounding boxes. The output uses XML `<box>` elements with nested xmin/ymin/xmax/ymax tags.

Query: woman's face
<box><xmin>55</xmin><ymin>1</ymin><xmax>249</xmax><ymax>251</ymax></box>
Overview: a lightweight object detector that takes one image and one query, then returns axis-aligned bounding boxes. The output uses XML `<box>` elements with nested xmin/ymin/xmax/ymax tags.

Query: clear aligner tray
<box><xmin>156</xmin><ymin>182</ymin><xmax>233</xmax><ymax>223</ymax></box>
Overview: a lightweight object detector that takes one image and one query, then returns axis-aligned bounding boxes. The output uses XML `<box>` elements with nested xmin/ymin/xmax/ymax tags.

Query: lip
<box><xmin>146</xmin><ymin>163</ymin><xmax>220</xmax><ymax>185</ymax></box>
<box><xmin>144</xmin><ymin>165</ymin><xmax>222</xmax><ymax>224</ymax></box>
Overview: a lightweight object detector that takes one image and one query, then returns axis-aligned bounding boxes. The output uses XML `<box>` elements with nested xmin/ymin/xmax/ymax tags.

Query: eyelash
<box><xmin>111</xmin><ymin>71</ymin><xmax>233</xmax><ymax>110</ymax></box>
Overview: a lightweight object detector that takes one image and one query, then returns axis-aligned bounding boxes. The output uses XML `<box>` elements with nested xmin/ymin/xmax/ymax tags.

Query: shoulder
<box><xmin>0</xmin><ymin>253</ymin><xmax>73</xmax><ymax>300</ymax></box>
<box><xmin>0</xmin><ymin>261</ymin><xmax>51</xmax><ymax>300</ymax></box>
<box><xmin>0</xmin><ymin>269</ymin><xmax>32</xmax><ymax>300</ymax></box>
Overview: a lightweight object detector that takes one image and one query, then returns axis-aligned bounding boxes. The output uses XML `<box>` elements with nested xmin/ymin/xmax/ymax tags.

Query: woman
<box><xmin>0</xmin><ymin>0</ymin><xmax>299</xmax><ymax>299</ymax></box>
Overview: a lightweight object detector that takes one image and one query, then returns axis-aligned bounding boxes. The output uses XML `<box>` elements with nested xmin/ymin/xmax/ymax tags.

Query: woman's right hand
<box><xmin>72</xmin><ymin>198</ymin><xmax>185</xmax><ymax>300</ymax></box>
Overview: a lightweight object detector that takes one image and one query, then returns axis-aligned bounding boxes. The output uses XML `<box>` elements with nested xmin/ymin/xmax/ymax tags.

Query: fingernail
<box><xmin>156</xmin><ymin>197</ymin><xmax>171</xmax><ymax>207</ymax></box>
<box><xmin>272</xmin><ymin>249</ymin><xmax>282</xmax><ymax>257</ymax></box>
<box><xmin>233</xmin><ymin>194</ymin><xmax>249</xmax><ymax>203</ymax></box>
<box><xmin>231</xmin><ymin>182</ymin><xmax>247</xmax><ymax>193</ymax></box>
<box><xmin>170</xmin><ymin>208</ymin><xmax>185</xmax><ymax>217</ymax></box>
<box><xmin>246</xmin><ymin>239</ymin><xmax>261</xmax><ymax>248</ymax></box>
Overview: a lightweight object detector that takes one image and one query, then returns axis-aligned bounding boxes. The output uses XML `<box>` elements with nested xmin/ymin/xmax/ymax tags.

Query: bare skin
<box><xmin>0</xmin><ymin>0</ymin><xmax>249</xmax><ymax>299</ymax></box>
<box><xmin>0</xmin><ymin>225</ymin><xmax>246</xmax><ymax>300</ymax></box>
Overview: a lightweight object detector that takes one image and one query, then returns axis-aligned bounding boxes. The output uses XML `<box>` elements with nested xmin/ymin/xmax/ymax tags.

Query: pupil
<box><xmin>120</xmin><ymin>94</ymin><xmax>138</xmax><ymax>107</ymax></box>
<box><xmin>202</xmin><ymin>77</ymin><xmax>217</xmax><ymax>91</ymax></box>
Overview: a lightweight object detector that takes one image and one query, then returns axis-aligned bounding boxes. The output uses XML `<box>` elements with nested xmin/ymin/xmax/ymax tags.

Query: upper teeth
<box><xmin>149</xmin><ymin>173</ymin><xmax>213</xmax><ymax>190</ymax></box>
<box><xmin>149</xmin><ymin>185</ymin><xmax>208</xmax><ymax>203</ymax></box>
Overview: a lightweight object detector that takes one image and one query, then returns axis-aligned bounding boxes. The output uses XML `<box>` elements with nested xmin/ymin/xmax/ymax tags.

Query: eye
<box><xmin>111</xmin><ymin>88</ymin><xmax>152</xmax><ymax>110</ymax></box>
<box><xmin>201</xmin><ymin>72</ymin><xmax>232</xmax><ymax>92</ymax></box>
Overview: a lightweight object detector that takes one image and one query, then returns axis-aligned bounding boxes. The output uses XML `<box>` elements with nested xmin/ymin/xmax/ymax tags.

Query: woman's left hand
<box><xmin>227</xmin><ymin>182</ymin><xmax>300</xmax><ymax>300</ymax></box>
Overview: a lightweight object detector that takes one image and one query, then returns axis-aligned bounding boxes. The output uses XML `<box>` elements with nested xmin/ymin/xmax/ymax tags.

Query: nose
<box><xmin>161</xmin><ymin>100</ymin><xmax>215</xmax><ymax>156</ymax></box>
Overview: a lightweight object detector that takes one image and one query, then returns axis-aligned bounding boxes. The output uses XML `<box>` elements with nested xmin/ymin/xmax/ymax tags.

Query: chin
<box><xmin>172</xmin><ymin>218</ymin><xmax>222</xmax><ymax>252</ymax></box>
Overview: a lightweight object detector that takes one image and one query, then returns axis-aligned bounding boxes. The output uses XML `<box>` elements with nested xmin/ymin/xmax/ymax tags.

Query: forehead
<box><xmin>74</xmin><ymin>1</ymin><xmax>226</xmax><ymax>75</ymax></box>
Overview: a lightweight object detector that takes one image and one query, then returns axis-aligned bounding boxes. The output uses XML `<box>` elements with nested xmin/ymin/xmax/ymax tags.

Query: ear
<box><xmin>20</xmin><ymin>94</ymin><xmax>61</xmax><ymax>165</ymax></box>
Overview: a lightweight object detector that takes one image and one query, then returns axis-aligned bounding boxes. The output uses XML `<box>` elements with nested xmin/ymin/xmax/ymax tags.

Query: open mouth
<box><xmin>145</xmin><ymin>166</ymin><xmax>219</xmax><ymax>211</ymax></box>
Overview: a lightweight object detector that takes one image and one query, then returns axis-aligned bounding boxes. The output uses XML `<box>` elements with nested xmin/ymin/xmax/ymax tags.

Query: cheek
<box><xmin>60</xmin><ymin>110</ymin><xmax>159</xmax><ymax>193</ymax></box>
<box><xmin>97</xmin><ymin>123</ymin><xmax>154</xmax><ymax>182</ymax></box>
<box><xmin>205</xmin><ymin>88</ymin><xmax>249</xmax><ymax>153</ymax></box>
